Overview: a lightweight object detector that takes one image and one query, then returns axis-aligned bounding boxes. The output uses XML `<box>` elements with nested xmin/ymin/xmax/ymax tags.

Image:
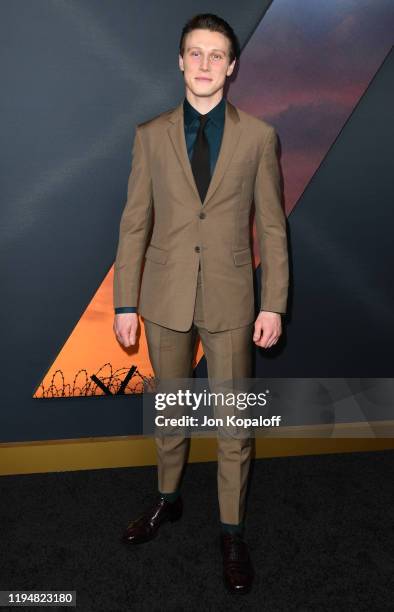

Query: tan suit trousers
<box><xmin>144</xmin><ymin>263</ymin><xmax>254</xmax><ymax>525</ymax></box>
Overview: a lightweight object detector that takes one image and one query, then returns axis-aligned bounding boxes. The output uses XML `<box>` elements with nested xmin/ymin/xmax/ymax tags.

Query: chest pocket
<box><xmin>227</xmin><ymin>158</ymin><xmax>255</xmax><ymax>176</ymax></box>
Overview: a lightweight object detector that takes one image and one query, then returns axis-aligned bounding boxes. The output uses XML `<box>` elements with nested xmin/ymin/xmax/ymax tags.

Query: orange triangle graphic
<box><xmin>34</xmin><ymin>266</ymin><xmax>206</xmax><ymax>398</ymax></box>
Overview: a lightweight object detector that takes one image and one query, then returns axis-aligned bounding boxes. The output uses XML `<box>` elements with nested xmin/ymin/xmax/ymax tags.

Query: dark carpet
<box><xmin>1</xmin><ymin>449</ymin><xmax>394</xmax><ymax>611</ymax></box>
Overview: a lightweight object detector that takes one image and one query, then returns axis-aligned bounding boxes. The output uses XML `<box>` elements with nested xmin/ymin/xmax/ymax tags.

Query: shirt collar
<box><xmin>183</xmin><ymin>96</ymin><xmax>226</xmax><ymax>128</ymax></box>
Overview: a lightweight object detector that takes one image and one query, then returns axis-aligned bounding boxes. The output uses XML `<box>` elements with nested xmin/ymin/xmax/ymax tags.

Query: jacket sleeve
<box><xmin>113</xmin><ymin>126</ymin><xmax>153</xmax><ymax>311</ymax></box>
<box><xmin>254</xmin><ymin>127</ymin><xmax>289</xmax><ymax>314</ymax></box>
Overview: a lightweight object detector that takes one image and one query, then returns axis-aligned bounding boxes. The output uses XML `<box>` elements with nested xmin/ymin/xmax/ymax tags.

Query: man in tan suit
<box><xmin>113</xmin><ymin>13</ymin><xmax>288</xmax><ymax>594</ymax></box>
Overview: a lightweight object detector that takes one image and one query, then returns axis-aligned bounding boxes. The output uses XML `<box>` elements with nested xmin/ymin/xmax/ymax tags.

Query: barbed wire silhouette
<box><xmin>34</xmin><ymin>362</ymin><xmax>156</xmax><ymax>398</ymax></box>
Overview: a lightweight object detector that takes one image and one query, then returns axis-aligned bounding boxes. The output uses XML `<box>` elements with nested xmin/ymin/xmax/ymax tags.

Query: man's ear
<box><xmin>178</xmin><ymin>53</ymin><xmax>184</xmax><ymax>72</ymax></box>
<box><xmin>227</xmin><ymin>59</ymin><xmax>236</xmax><ymax>77</ymax></box>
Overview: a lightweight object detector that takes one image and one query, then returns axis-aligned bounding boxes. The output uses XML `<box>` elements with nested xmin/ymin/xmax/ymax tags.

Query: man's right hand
<box><xmin>113</xmin><ymin>313</ymin><xmax>139</xmax><ymax>347</ymax></box>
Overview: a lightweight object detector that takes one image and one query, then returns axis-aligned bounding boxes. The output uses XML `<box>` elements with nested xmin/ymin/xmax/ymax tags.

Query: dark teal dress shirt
<box><xmin>115</xmin><ymin>96</ymin><xmax>226</xmax><ymax>314</ymax></box>
<box><xmin>183</xmin><ymin>95</ymin><xmax>226</xmax><ymax>177</ymax></box>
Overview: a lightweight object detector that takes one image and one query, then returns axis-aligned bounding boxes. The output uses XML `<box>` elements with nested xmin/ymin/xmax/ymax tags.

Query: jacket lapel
<box><xmin>167</xmin><ymin>98</ymin><xmax>242</xmax><ymax>207</ymax></box>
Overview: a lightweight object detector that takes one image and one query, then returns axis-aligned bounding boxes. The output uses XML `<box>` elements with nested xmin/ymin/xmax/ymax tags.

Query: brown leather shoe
<box><xmin>122</xmin><ymin>495</ymin><xmax>182</xmax><ymax>545</ymax></box>
<box><xmin>220</xmin><ymin>532</ymin><xmax>254</xmax><ymax>593</ymax></box>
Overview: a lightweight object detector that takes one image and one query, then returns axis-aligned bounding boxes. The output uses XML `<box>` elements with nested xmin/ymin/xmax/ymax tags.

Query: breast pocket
<box><xmin>227</xmin><ymin>158</ymin><xmax>255</xmax><ymax>176</ymax></box>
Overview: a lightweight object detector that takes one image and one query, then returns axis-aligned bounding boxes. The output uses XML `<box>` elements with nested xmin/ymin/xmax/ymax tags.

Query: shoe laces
<box><xmin>223</xmin><ymin>533</ymin><xmax>248</xmax><ymax>563</ymax></box>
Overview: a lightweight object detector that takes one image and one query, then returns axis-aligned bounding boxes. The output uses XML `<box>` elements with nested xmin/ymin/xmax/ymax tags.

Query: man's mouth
<box><xmin>195</xmin><ymin>77</ymin><xmax>212</xmax><ymax>81</ymax></box>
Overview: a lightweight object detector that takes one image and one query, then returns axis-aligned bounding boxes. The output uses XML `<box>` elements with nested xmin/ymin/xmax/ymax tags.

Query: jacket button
<box><xmin>195</xmin><ymin>246</ymin><xmax>200</xmax><ymax>253</ymax></box>
<box><xmin>199</xmin><ymin>212</ymin><xmax>206</xmax><ymax>219</ymax></box>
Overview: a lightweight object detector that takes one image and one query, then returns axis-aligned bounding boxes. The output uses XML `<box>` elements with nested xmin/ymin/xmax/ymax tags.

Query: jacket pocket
<box><xmin>233</xmin><ymin>247</ymin><xmax>252</xmax><ymax>266</ymax></box>
<box><xmin>227</xmin><ymin>159</ymin><xmax>255</xmax><ymax>176</ymax></box>
<box><xmin>145</xmin><ymin>244</ymin><xmax>168</xmax><ymax>265</ymax></box>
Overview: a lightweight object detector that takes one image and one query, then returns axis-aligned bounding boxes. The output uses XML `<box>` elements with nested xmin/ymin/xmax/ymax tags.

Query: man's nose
<box><xmin>200</xmin><ymin>55</ymin><xmax>210</xmax><ymax>70</ymax></box>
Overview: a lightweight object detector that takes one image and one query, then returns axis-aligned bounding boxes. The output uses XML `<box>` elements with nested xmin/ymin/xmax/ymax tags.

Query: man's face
<box><xmin>179</xmin><ymin>28</ymin><xmax>236</xmax><ymax>98</ymax></box>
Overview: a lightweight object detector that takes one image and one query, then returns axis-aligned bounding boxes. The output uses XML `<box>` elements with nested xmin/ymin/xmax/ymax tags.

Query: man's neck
<box><xmin>185</xmin><ymin>90</ymin><xmax>224</xmax><ymax>115</ymax></box>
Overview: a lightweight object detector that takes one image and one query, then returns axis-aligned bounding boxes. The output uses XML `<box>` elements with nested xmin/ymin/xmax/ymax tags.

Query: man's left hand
<box><xmin>253</xmin><ymin>311</ymin><xmax>282</xmax><ymax>348</ymax></box>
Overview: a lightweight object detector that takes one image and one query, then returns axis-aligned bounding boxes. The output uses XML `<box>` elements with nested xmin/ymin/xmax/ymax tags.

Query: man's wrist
<box><xmin>115</xmin><ymin>306</ymin><xmax>137</xmax><ymax>314</ymax></box>
<box><xmin>260</xmin><ymin>309</ymin><xmax>282</xmax><ymax>315</ymax></box>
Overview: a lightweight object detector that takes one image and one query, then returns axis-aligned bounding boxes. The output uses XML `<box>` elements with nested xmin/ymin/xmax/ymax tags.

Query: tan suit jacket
<box><xmin>113</xmin><ymin>99</ymin><xmax>289</xmax><ymax>333</ymax></box>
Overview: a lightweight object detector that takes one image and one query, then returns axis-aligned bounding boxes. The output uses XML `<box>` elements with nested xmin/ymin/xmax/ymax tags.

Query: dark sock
<box><xmin>158</xmin><ymin>489</ymin><xmax>180</xmax><ymax>503</ymax></box>
<box><xmin>220</xmin><ymin>520</ymin><xmax>245</xmax><ymax>535</ymax></box>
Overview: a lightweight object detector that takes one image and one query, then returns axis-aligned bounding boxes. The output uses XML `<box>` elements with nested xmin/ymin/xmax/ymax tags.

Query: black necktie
<box><xmin>191</xmin><ymin>114</ymin><xmax>211</xmax><ymax>204</ymax></box>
